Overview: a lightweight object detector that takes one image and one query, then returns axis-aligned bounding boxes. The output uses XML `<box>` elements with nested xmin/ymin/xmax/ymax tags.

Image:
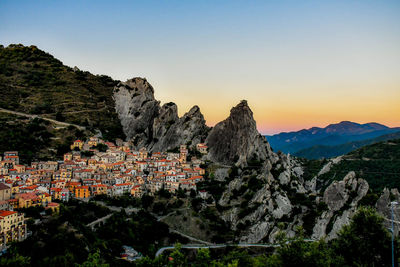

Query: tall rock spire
<box><xmin>206</xmin><ymin>100</ymin><xmax>273</xmax><ymax>166</ymax></box>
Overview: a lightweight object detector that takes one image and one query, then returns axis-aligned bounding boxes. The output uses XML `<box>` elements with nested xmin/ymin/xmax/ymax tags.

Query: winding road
<box><xmin>155</xmin><ymin>239</ymin><xmax>316</xmax><ymax>257</ymax></box>
<box><xmin>0</xmin><ymin>107</ymin><xmax>86</xmax><ymax>130</ymax></box>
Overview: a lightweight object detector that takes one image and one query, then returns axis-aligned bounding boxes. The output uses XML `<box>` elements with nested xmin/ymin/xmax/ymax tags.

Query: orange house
<box><xmin>74</xmin><ymin>186</ymin><xmax>90</xmax><ymax>198</ymax></box>
<box><xmin>66</xmin><ymin>181</ymin><xmax>80</xmax><ymax>192</ymax></box>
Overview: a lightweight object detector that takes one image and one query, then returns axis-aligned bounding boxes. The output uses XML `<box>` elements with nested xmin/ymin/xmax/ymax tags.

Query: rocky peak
<box><xmin>113</xmin><ymin>77</ymin><xmax>160</xmax><ymax>146</ymax></box>
<box><xmin>150</xmin><ymin>105</ymin><xmax>209</xmax><ymax>152</ymax></box>
<box><xmin>122</xmin><ymin>77</ymin><xmax>155</xmax><ymax>98</ymax></box>
<box><xmin>186</xmin><ymin>105</ymin><xmax>202</xmax><ymax>118</ymax></box>
<box><xmin>229</xmin><ymin>100</ymin><xmax>254</xmax><ymax>123</ymax></box>
<box><xmin>206</xmin><ymin>100</ymin><xmax>273</xmax><ymax>166</ymax></box>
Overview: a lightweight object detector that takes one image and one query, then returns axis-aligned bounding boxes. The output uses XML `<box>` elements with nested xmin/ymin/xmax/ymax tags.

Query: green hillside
<box><xmin>0</xmin><ymin>112</ymin><xmax>92</xmax><ymax>163</ymax></box>
<box><xmin>0</xmin><ymin>44</ymin><xmax>124</xmax><ymax>141</ymax></box>
<box><xmin>316</xmin><ymin>138</ymin><xmax>400</xmax><ymax>192</ymax></box>
<box><xmin>295</xmin><ymin>131</ymin><xmax>400</xmax><ymax>159</ymax></box>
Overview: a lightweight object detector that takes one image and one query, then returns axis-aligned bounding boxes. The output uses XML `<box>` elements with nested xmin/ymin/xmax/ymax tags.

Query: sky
<box><xmin>1</xmin><ymin>0</ymin><xmax>399</xmax><ymax>134</ymax></box>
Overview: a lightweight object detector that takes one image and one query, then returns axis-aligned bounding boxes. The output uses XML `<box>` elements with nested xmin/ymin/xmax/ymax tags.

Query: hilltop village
<box><xmin>0</xmin><ymin>137</ymin><xmax>208</xmax><ymax>249</ymax></box>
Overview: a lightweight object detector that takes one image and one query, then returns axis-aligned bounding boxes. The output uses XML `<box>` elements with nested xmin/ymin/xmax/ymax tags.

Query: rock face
<box><xmin>113</xmin><ymin>77</ymin><xmax>209</xmax><ymax>151</ymax></box>
<box><xmin>376</xmin><ymin>188</ymin><xmax>400</xmax><ymax>236</ymax></box>
<box><xmin>112</xmin><ymin>77</ymin><xmax>393</xmax><ymax>244</ymax></box>
<box><xmin>113</xmin><ymin>78</ymin><xmax>160</xmax><ymax>148</ymax></box>
<box><xmin>150</xmin><ymin>105</ymin><xmax>209</xmax><ymax>152</ymax></box>
<box><xmin>312</xmin><ymin>171</ymin><xmax>369</xmax><ymax>240</ymax></box>
<box><xmin>206</xmin><ymin>100</ymin><xmax>273</xmax><ymax>166</ymax></box>
<box><xmin>114</xmin><ymin>79</ymin><xmax>269</xmax><ymax>158</ymax></box>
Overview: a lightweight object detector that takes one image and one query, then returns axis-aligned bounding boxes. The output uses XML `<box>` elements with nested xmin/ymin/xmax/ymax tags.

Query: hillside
<box><xmin>0</xmin><ymin>112</ymin><xmax>91</xmax><ymax>163</ymax></box>
<box><xmin>316</xmin><ymin>138</ymin><xmax>400</xmax><ymax>192</ymax></box>
<box><xmin>294</xmin><ymin>131</ymin><xmax>400</xmax><ymax>159</ymax></box>
<box><xmin>0</xmin><ymin>44</ymin><xmax>124</xmax><ymax>141</ymax></box>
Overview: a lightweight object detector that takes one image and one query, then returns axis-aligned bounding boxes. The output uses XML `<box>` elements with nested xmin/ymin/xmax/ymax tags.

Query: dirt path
<box><xmin>0</xmin><ymin>107</ymin><xmax>86</xmax><ymax>130</ymax></box>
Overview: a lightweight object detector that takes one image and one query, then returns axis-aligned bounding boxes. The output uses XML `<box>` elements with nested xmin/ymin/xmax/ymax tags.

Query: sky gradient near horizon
<box><xmin>1</xmin><ymin>0</ymin><xmax>399</xmax><ymax>134</ymax></box>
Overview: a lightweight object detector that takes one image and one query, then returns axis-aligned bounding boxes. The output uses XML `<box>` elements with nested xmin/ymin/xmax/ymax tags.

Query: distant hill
<box><xmin>0</xmin><ymin>44</ymin><xmax>124</xmax><ymax>141</ymax></box>
<box><xmin>294</xmin><ymin>131</ymin><xmax>400</xmax><ymax>159</ymax></box>
<box><xmin>266</xmin><ymin>121</ymin><xmax>400</xmax><ymax>156</ymax></box>
<box><xmin>316</xmin><ymin>137</ymin><xmax>400</xmax><ymax>192</ymax></box>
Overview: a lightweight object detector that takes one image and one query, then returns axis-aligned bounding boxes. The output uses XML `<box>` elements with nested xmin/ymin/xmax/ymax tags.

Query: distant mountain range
<box><xmin>266</xmin><ymin>121</ymin><xmax>400</xmax><ymax>159</ymax></box>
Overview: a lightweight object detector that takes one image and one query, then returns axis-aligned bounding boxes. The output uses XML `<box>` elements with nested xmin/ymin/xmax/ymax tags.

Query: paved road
<box><xmin>0</xmin><ymin>107</ymin><xmax>86</xmax><ymax>130</ymax></box>
<box><xmin>155</xmin><ymin>239</ymin><xmax>316</xmax><ymax>257</ymax></box>
<box><xmin>86</xmin><ymin>214</ymin><xmax>113</xmax><ymax>229</ymax></box>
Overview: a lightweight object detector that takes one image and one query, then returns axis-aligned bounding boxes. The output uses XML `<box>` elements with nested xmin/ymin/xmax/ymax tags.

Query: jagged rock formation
<box><xmin>150</xmin><ymin>105</ymin><xmax>209</xmax><ymax>152</ymax></box>
<box><xmin>151</xmin><ymin>102</ymin><xmax>179</xmax><ymax>143</ymax></box>
<box><xmin>113</xmin><ymin>78</ymin><xmax>160</xmax><ymax>148</ymax></box>
<box><xmin>312</xmin><ymin>171</ymin><xmax>369</xmax><ymax>240</ymax></box>
<box><xmin>206</xmin><ymin>100</ymin><xmax>273</xmax><ymax>166</ymax></box>
<box><xmin>113</xmin><ymin>77</ymin><xmax>397</xmax><ymax>244</ymax></box>
<box><xmin>113</xmin><ymin>77</ymin><xmax>209</xmax><ymax>151</ymax></box>
<box><xmin>214</xmin><ymin>153</ymin><xmax>375</xmax><ymax>243</ymax></box>
<box><xmin>215</xmin><ymin>153</ymin><xmax>307</xmax><ymax>243</ymax></box>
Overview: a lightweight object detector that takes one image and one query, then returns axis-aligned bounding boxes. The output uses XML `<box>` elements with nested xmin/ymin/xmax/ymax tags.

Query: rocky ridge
<box><xmin>206</xmin><ymin>100</ymin><xmax>274</xmax><ymax>167</ymax></box>
<box><xmin>113</xmin><ymin>78</ymin><xmax>209</xmax><ymax>152</ymax></box>
<box><xmin>114</xmin><ymin>79</ymin><xmax>272</xmax><ymax>167</ymax></box>
<box><xmin>113</xmin><ymin>77</ymin><xmax>398</xmax><ymax>243</ymax></box>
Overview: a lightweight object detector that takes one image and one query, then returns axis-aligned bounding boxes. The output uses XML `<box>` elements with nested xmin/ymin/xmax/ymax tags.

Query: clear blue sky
<box><xmin>1</xmin><ymin>0</ymin><xmax>399</xmax><ymax>134</ymax></box>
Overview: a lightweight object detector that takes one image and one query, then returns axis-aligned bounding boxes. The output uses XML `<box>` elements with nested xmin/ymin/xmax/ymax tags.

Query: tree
<box><xmin>193</xmin><ymin>248</ymin><xmax>211</xmax><ymax>267</ymax></box>
<box><xmin>272</xmin><ymin>239</ymin><xmax>335</xmax><ymax>267</ymax></box>
<box><xmin>76</xmin><ymin>249</ymin><xmax>109</xmax><ymax>267</ymax></box>
<box><xmin>0</xmin><ymin>247</ymin><xmax>31</xmax><ymax>267</ymax></box>
<box><xmin>167</xmin><ymin>243</ymin><xmax>187</xmax><ymax>267</ymax></box>
<box><xmin>265</xmin><ymin>226</ymin><xmax>336</xmax><ymax>267</ymax></box>
<box><xmin>332</xmin><ymin>206</ymin><xmax>392</xmax><ymax>267</ymax></box>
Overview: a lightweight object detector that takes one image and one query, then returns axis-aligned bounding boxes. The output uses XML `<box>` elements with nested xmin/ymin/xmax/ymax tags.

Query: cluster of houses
<box><xmin>0</xmin><ymin>137</ymin><xmax>209</xmax><ymax>249</ymax></box>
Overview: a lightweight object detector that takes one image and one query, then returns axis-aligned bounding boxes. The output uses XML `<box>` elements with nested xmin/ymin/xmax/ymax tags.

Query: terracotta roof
<box><xmin>0</xmin><ymin>210</ymin><xmax>17</xmax><ymax>217</ymax></box>
<box><xmin>77</xmin><ymin>186</ymin><xmax>89</xmax><ymax>189</ymax></box>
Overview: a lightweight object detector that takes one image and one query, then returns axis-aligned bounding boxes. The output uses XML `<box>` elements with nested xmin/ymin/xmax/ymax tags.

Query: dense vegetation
<box><xmin>317</xmin><ymin>138</ymin><xmax>400</xmax><ymax>192</ymax></box>
<box><xmin>2</xmin><ymin>201</ymin><xmax>396</xmax><ymax>267</ymax></box>
<box><xmin>295</xmin><ymin>131</ymin><xmax>400</xmax><ymax>159</ymax></box>
<box><xmin>1</xmin><ymin>199</ymin><xmax>185</xmax><ymax>266</ymax></box>
<box><xmin>0</xmin><ymin>44</ymin><xmax>124</xmax><ymax>141</ymax></box>
<box><xmin>0</xmin><ymin>113</ymin><xmax>89</xmax><ymax>163</ymax></box>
